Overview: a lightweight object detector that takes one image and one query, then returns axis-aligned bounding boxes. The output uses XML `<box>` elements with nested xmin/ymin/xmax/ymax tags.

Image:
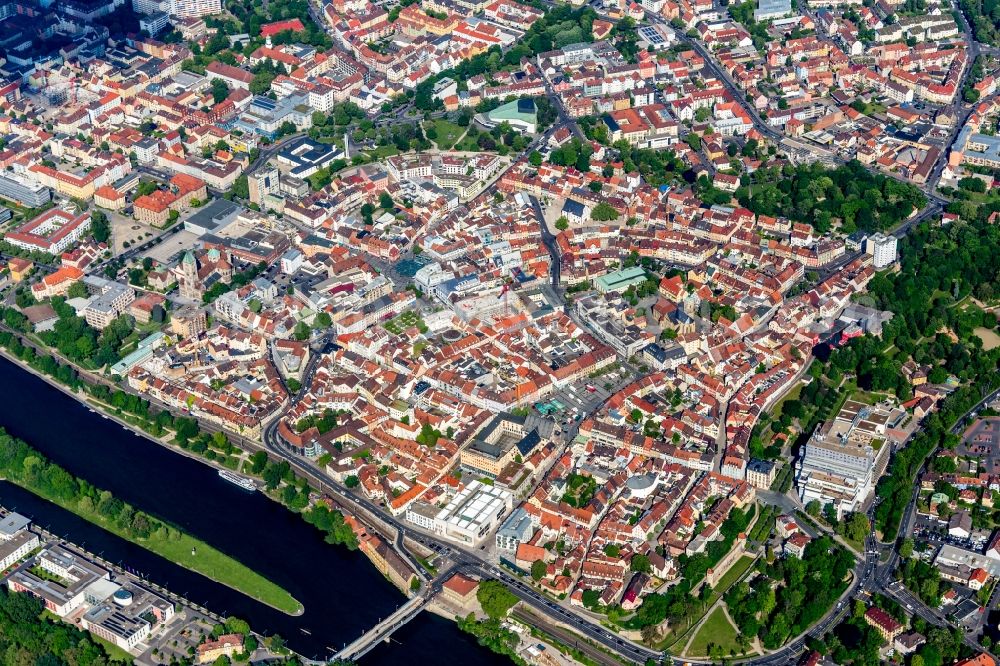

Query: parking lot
<box><xmin>110</xmin><ymin>211</ymin><xmax>159</xmax><ymax>255</ymax></box>
<box><xmin>535</xmin><ymin>367</ymin><xmax>632</xmax><ymax>429</ymax></box>
<box><xmin>143</xmin><ymin>229</ymin><xmax>201</xmax><ymax>265</ymax></box>
<box><xmin>136</xmin><ymin>608</ymin><xmax>215</xmax><ymax>666</ymax></box>
<box><xmin>913</xmin><ymin>514</ymin><xmax>990</xmax><ymax>553</ymax></box>
<box><xmin>955</xmin><ymin>416</ymin><xmax>1000</xmax><ymax>475</ymax></box>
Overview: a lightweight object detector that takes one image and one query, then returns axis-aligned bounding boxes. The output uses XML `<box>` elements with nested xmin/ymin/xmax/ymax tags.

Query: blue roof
<box><xmin>516</xmin><ymin>431</ymin><xmax>541</xmax><ymax>456</ymax></box>
<box><xmin>562</xmin><ymin>199</ymin><xmax>586</xmax><ymax>217</ymax></box>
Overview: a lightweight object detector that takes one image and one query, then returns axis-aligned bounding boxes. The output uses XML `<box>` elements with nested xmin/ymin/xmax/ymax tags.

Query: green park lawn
<box><xmin>384</xmin><ymin>310</ymin><xmax>426</xmax><ymax>335</ymax></box>
<box><xmin>686</xmin><ymin>606</ymin><xmax>741</xmax><ymax>657</ymax></box>
<box><xmin>454</xmin><ymin>133</ymin><xmax>484</xmax><ymax>152</ymax></box>
<box><xmin>427</xmin><ymin>119</ymin><xmax>466</xmax><ymax>150</ymax></box>
<box><xmin>660</xmin><ymin>555</ymin><xmax>756</xmax><ymax>651</ymax></box>
<box><xmin>366</xmin><ymin>145</ymin><xmax>400</xmax><ymax>160</ymax></box>
<box><xmin>711</xmin><ymin>555</ymin><xmax>756</xmax><ymax>594</ymax></box>
<box><xmin>145</xmin><ymin>531</ymin><xmax>301</xmax><ymax>614</ymax></box>
<box><xmin>91</xmin><ymin>633</ymin><xmax>135</xmax><ymax>662</ymax></box>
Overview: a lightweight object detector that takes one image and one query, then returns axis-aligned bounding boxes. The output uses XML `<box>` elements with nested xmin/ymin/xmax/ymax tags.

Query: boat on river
<box><xmin>218</xmin><ymin>470</ymin><xmax>256</xmax><ymax>491</ymax></box>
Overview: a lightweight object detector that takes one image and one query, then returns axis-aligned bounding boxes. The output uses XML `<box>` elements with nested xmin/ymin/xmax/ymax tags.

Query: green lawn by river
<box><xmin>0</xmin><ymin>352</ymin><xmax>302</xmax><ymax>614</ymax></box>
<box><xmin>6</xmin><ymin>475</ymin><xmax>302</xmax><ymax>615</ymax></box>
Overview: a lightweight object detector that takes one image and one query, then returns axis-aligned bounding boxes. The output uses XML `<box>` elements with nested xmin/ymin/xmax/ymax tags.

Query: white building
<box><xmin>414</xmin><ymin>262</ymin><xmax>454</xmax><ymax>293</ymax></box>
<box><xmin>82</xmin><ymin>277</ymin><xmax>136</xmax><ymax>330</ymax></box>
<box><xmin>134</xmin><ymin>0</ymin><xmax>219</xmax><ymax>17</ymax></box>
<box><xmin>795</xmin><ymin>399</ymin><xmax>900</xmax><ymax>518</ymax></box>
<box><xmin>5</xmin><ymin>209</ymin><xmax>91</xmax><ymax>255</ymax></box>
<box><xmin>139</xmin><ymin>11</ymin><xmax>170</xmax><ymax>34</ymax></box>
<box><xmin>80</xmin><ymin>583</ymin><xmax>176</xmax><ymax>652</ymax></box>
<box><xmin>170</xmin><ymin>0</ymin><xmax>221</xmax><ymax>18</ymax></box>
<box><xmin>495</xmin><ymin>507</ymin><xmax>534</xmax><ymax>552</ymax></box>
<box><xmin>0</xmin><ymin>531</ymin><xmax>39</xmax><ymax>571</ymax></box>
<box><xmin>8</xmin><ymin>546</ymin><xmax>110</xmax><ymax>617</ymax></box>
<box><xmin>248</xmin><ymin>166</ymin><xmax>280</xmax><ymax>205</ymax></box>
<box><xmin>132</xmin><ymin>0</ymin><xmax>166</xmax><ymax>14</ymax></box>
<box><xmin>865</xmin><ymin>232</ymin><xmax>898</xmax><ymax>269</ymax></box>
<box><xmin>427</xmin><ymin>481</ymin><xmax>514</xmax><ymax>546</ymax></box>
<box><xmin>754</xmin><ymin>0</ymin><xmax>791</xmax><ymax>20</ymax></box>
<box><xmin>404</xmin><ymin>502</ymin><xmax>439</xmax><ymax>532</ymax></box>
<box><xmin>0</xmin><ymin>513</ymin><xmax>38</xmax><ymax>572</ymax></box>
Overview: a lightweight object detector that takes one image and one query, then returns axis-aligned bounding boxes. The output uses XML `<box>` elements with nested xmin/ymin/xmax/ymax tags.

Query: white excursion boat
<box><xmin>218</xmin><ymin>470</ymin><xmax>256</xmax><ymax>491</ymax></box>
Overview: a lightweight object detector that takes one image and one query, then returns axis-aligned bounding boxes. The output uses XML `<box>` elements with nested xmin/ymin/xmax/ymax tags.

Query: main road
<box><xmin>115</xmin><ymin>8</ymin><xmax>989</xmax><ymax>662</ymax></box>
<box><xmin>863</xmin><ymin>384</ymin><xmax>1000</xmax><ymax>660</ymax></box>
<box><xmin>260</xmin><ymin>407</ymin><xmax>888</xmax><ymax>665</ymax></box>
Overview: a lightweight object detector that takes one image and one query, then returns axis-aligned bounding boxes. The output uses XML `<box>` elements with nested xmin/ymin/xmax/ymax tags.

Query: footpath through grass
<box><xmin>687</xmin><ymin>606</ymin><xmax>741</xmax><ymax>657</ymax></box>
<box><xmin>659</xmin><ymin>554</ymin><xmax>756</xmax><ymax>651</ymax></box>
<box><xmin>426</xmin><ymin>119</ymin><xmax>466</xmax><ymax>150</ymax></box>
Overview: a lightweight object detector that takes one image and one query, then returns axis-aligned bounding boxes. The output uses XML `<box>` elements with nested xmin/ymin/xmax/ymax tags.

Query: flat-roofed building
<box><xmin>795</xmin><ymin>398</ymin><xmax>902</xmax><ymax>518</ymax></box>
<box><xmin>432</xmin><ymin>480</ymin><xmax>513</xmax><ymax>546</ymax></box>
<box><xmin>0</xmin><ymin>513</ymin><xmax>38</xmax><ymax>572</ymax></box>
<box><xmin>495</xmin><ymin>506</ymin><xmax>534</xmax><ymax>552</ymax></box>
<box><xmin>80</xmin><ymin>582</ymin><xmax>175</xmax><ymax>652</ymax></box>
<box><xmin>0</xmin><ymin>172</ymin><xmax>51</xmax><ymax>208</ymax></box>
<box><xmin>275</xmin><ymin>137</ymin><xmax>343</xmax><ymax>179</ymax></box>
<box><xmin>959</xmin><ymin>129</ymin><xmax>1000</xmax><ymax>169</ymax></box>
<box><xmin>248</xmin><ymin>167</ymin><xmax>279</xmax><ymax>205</ymax></box>
<box><xmin>233</xmin><ymin>93</ymin><xmax>313</xmax><ymax>139</ymax></box>
<box><xmin>936</xmin><ymin>543</ymin><xmax>1000</xmax><ymax>579</ymax></box>
<box><xmin>755</xmin><ymin>0</ymin><xmax>791</xmax><ymax>20</ymax></box>
<box><xmin>865</xmin><ymin>232</ymin><xmax>898</xmax><ymax>269</ymax></box>
<box><xmin>184</xmin><ymin>198</ymin><xmax>242</xmax><ymax>236</ymax></box>
<box><xmin>0</xmin><ymin>512</ymin><xmax>31</xmax><ymax>539</ymax></box>
<box><xmin>0</xmin><ymin>531</ymin><xmax>40</xmax><ymax>572</ymax></box>
<box><xmin>8</xmin><ymin>545</ymin><xmax>110</xmax><ymax>617</ymax></box>
<box><xmin>172</xmin><ymin>0</ymin><xmax>222</xmax><ymax>21</ymax></box>
<box><xmin>82</xmin><ymin>277</ymin><xmax>136</xmax><ymax>330</ymax></box>
<box><xmin>170</xmin><ymin>306</ymin><xmax>208</xmax><ymax>338</ymax></box>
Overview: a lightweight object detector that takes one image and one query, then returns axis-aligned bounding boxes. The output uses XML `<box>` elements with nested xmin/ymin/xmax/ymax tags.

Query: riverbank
<box><xmin>0</xmin><ymin>328</ymin><xmax>518</xmax><ymax>663</ymax></box>
<box><xmin>0</xmin><ymin>355</ymin><xmax>495</xmax><ymax>664</ymax></box>
<box><xmin>0</xmin><ymin>328</ymin><xmax>362</xmax><ymax>549</ymax></box>
<box><xmin>0</xmin><ymin>347</ymin><xmax>303</xmax><ymax>615</ymax></box>
<box><xmin>0</xmin><ymin>428</ymin><xmax>302</xmax><ymax>615</ymax></box>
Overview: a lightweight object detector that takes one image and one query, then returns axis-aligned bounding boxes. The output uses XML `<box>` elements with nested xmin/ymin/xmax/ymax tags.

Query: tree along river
<box><xmin>0</xmin><ymin>356</ymin><xmax>508</xmax><ymax>664</ymax></box>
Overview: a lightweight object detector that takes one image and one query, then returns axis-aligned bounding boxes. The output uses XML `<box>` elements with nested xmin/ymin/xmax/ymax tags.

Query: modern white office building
<box><xmin>133</xmin><ymin>0</ymin><xmax>220</xmax><ymax>18</ymax></box>
<box><xmin>865</xmin><ymin>232</ymin><xmax>898</xmax><ymax>269</ymax></box>
<box><xmin>406</xmin><ymin>481</ymin><xmax>514</xmax><ymax>546</ymax></box>
<box><xmin>0</xmin><ymin>172</ymin><xmax>51</xmax><ymax>208</ymax></box>
<box><xmin>755</xmin><ymin>0</ymin><xmax>791</xmax><ymax>21</ymax></box>
<box><xmin>8</xmin><ymin>545</ymin><xmax>110</xmax><ymax>617</ymax></box>
<box><xmin>0</xmin><ymin>512</ymin><xmax>38</xmax><ymax>572</ymax></box>
<box><xmin>796</xmin><ymin>399</ymin><xmax>902</xmax><ymax>518</ymax></box>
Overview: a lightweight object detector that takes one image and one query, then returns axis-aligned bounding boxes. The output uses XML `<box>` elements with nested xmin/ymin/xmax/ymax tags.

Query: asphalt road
<box><xmin>262</xmin><ymin>409</ymin><xmax>892</xmax><ymax>666</ymax></box>
<box><xmin>67</xmin><ymin>7</ymin><xmax>998</xmax><ymax>662</ymax></box>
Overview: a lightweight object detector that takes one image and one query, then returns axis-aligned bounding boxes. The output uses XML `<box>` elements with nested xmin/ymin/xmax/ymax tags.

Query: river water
<box><xmin>0</xmin><ymin>356</ymin><xmax>507</xmax><ymax>665</ymax></box>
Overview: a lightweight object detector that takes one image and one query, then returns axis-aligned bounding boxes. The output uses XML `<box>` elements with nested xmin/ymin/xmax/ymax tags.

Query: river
<box><xmin>0</xmin><ymin>356</ymin><xmax>507</xmax><ymax>665</ymax></box>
